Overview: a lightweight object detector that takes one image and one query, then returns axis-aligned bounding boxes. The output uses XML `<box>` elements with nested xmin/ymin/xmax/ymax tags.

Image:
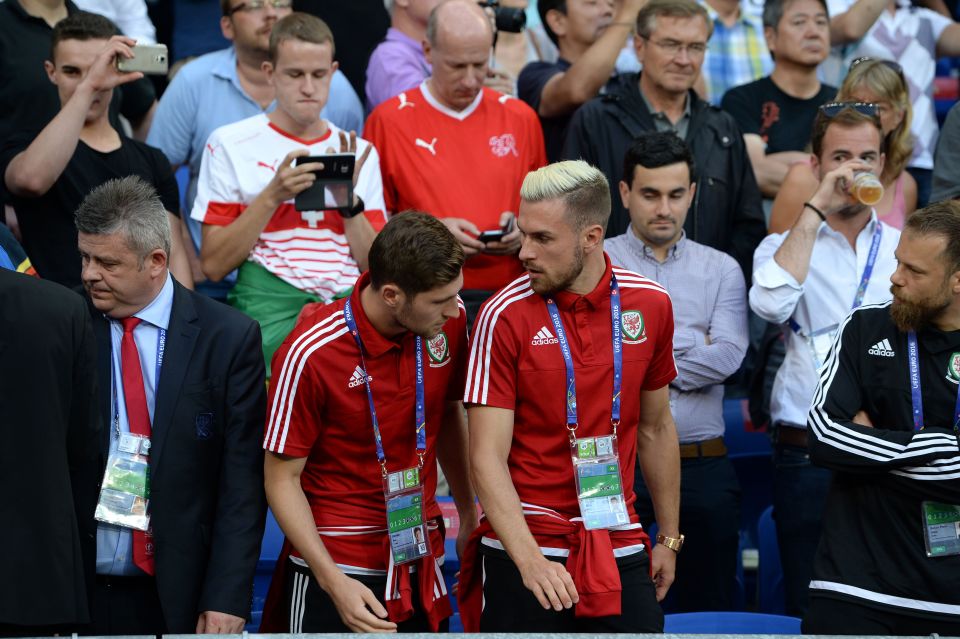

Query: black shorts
<box><xmin>286</xmin><ymin>558</ymin><xmax>449</xmax><ymax>633</ymax></box>
<box><xmin>478</xmin><ymin>544</ymin><xmax>664</xmax><ymax>632</ymax></box>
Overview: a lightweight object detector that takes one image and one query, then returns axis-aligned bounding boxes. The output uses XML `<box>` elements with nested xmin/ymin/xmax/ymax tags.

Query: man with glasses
<box><xmin>563</xmin><ymin>0</ymin><xmax>764</xmax><ymax>280</ymax></box>
<box><xmin>749</xmin><ymin>102</ymin><xmax>900</xmax><ymax>616</ymax></box>
<box><xmin>147</xmin><ymin>0</ymin><xmax>363</xmax><ymax>299</ymax></box>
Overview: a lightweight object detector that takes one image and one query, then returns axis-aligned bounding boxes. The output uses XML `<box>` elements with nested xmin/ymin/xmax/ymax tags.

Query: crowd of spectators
<box><xmin>3</xmin><ymin>0</ymin><xmax>960</xmax><ymax>635</ymax></box>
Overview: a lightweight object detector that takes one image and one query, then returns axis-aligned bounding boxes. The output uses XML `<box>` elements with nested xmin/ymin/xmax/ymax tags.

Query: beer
<box><xmin>852</xmin><ymin>172</ymin><xmax>884</xmax><ymax>206</ymax></box>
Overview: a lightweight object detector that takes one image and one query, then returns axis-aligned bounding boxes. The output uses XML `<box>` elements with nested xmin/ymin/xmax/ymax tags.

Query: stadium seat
<box><xmin>664</xmin><ymin>611</ymin><xmax>801</xmax><ymax>633</ymax></box>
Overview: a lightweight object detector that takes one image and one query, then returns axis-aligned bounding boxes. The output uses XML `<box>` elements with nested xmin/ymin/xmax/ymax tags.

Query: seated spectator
<box><xmin>1</xmin><ymin>13</ymin><xmax>190</xmax><ymax>291</ymax></box>
<box><xmin>365</xmin><ymin>0</ymin><xmax>546</xmax><ymax>325</ymax></box>
<box><xmin>518</xmin><ymin>0</ymin><xmax>645</xmax><ymax>161</ymax></box>
<box><xmin>931</xmin><ymin>101</ymin><xmax>960</xmax><ymax>203</ymax></box>
<box><xmin>722</xmin><ymin>0</ymin><xmax>835</xmax><ymax>197</ymax></box>
<box><xmin>770</xmin><ymin>57</ymin><xmax>915</xmax><ymax>231</ymax></box>
<box><xmin>74</xmin><ymin>0</ymin><xmax>157</xmax><ymax>42</ymax></box>
<box><xmin>148</xmin><ymin>0</ymin><xmax>363</xmax><ymax>298</ymax></box>
<box><xmin>192</xmin><ymin>13</ymin><xmax>386</xmax><ymax>374</ymax></box>
<box><xmin>563</xmin><ymin>0</ymin><xmax>765</xmax><ymax>280</ymax></box>
<box><xmin>698</xmin><ymin>0</ymin><xmax>773</xmax><ymax>104</ymax></box>
<box><xmin>827</xmin><ymin>0</ymin><xmax>960</xmax><ymax>206</ymax></box>
<box><xmin>365</xmin><ymin>0</ymin><xmax>442</xmax><ymax>111</ymax></box>
<box><xmin>606</xmin><ymin>132</ymin><xmax>748</xmax><ymax>612</ymax></box>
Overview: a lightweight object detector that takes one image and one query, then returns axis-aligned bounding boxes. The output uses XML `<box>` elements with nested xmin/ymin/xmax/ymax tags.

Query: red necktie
<box><xmin>120</xmin><ymin>316</ymin><xmax>156</xmax><ymax>575</ymax></box>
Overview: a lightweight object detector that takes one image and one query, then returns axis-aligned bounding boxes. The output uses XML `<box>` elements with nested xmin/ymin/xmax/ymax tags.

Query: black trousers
<box><xmin>478</xmin><ymin>546</ymin><xmax>664</xmax><ymax>632</ymax></box>
<box><xmin>286</xmin><ymin>559</ymin><xmax>446</xmax><ymax>633</ymax></box>
<box><xmin>90</xmin><ymin>574</ymin><xmax>166</xmax><ymax>636</ymax></box>
<box><xmin>804</xmin><ymin>595</ymin><xmax>960</xmax><ymax>635</ymax></box>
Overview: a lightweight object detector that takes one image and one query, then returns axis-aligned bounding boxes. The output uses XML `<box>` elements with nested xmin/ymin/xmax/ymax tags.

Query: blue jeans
<box><xmin>773</xmin><ymin>444</ymin><xmax>831</xmax><ymax>618</ymax></box>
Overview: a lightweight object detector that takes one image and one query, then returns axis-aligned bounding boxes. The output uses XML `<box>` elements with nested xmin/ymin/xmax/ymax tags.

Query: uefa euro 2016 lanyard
<box><xmin>343</xmin><ymin>299</ymin><xmax>431</xmax><ymax>564</ymax></box>
<box><xmin>789</xmin><ymin>224</ymin><xmax>883</xmax><ymax>369</ymax></box>
<box><xmin>94</xmin><ymin>326</ymin><xmax>166</xmax><ymax>533</ymax></box>
<box><xmin>905</xmin><ymin>330</ymin><xmax>960</xmax><ymax>558</ymax></box>
<box><xmin>544</xmin><ymin>274</ymin><xmax>629</xmax><ymax>529</ymax></box>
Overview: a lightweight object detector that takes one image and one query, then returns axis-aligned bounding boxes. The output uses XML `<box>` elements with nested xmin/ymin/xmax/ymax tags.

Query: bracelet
<box><xmin>803</xmin><ymin>201</ymin><xmax>826</xmax><ymax>222</ymax></box>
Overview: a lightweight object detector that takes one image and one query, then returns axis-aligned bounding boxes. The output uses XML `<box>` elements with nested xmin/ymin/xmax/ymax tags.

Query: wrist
<box><xmin>314</xmin><ymin>564</ymin><xmax>345</xmax><ymax>593</ymax></box>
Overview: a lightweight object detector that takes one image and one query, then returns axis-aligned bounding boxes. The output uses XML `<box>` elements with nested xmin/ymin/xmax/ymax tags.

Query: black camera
<box><xmin>477</xmin><ymin>0</ymin><xmax>526</xmax><ymax>33</ymax></box>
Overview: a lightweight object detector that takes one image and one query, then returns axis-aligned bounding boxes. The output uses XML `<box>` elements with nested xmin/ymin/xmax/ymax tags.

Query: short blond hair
<box><xmin>520</xmin><ymin>161</ymin><xmax>611</xmax><ymax>231</ymax></box>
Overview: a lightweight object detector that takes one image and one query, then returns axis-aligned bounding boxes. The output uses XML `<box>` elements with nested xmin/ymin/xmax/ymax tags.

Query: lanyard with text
<box><xmin>343</xmin><ymin>298</ymin><xmax>432</xmax><ymax>564</ymax></box>
<box><xmin>545</xmin><ymin>273</ymin><xmax>629</xmax><ymax>530</ymax></box>
<box><xmin>110</xmin><ymin>326</ymin><xmax>166</xmax><ymax>438</ymax></box>
<box><xmin>906</xmin><ymin>331</ymin><xmax>960</xmax><ymax>432</ymax></box>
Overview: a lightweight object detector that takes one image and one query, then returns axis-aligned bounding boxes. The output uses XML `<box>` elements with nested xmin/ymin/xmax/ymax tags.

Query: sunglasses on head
<box><xmin>819</xmin><ymin>101</ymin><xmax>881</xmax><ymax>118</ymax></box>
<box><xmin>849</xmin><ymin>56</ymin><xmax>905</xmax><ymax>80</ymax></box>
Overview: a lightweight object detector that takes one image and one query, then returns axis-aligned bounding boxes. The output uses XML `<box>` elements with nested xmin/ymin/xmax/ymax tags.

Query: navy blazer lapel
<box><xmin>150</xmin><ymin>281</ymin><xmax>199</xmax><ymax>472</ymax></box>
<box><xmin>92</xmin><ymin>308</ymin><xmax>113</xmax><ymax>456</ymax></box>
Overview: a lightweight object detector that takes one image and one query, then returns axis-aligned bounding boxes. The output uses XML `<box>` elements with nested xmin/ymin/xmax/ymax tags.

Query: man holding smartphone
<box><xmin>192</xmin><ymin>12</ymin><xmax>386</xmax><ymax>375</ymax></box>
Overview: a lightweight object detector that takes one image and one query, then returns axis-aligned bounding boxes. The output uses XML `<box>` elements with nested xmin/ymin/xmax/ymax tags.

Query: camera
<box><xmin>477</xmin><ymin>0</ymin><xmax>526</xmax><ymax>33</ymax></box>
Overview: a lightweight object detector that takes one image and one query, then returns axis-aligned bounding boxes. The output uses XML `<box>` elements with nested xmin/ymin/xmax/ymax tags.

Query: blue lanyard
<box><xmin>110</xmin><ymin>325</ymin><xmax>166</xmax><ymax>432</ymax></box>
<box><xmin>343</xmin><ymin>299</ymin><xmax>426</xmax><ymax>475</ymax></box>
<box><xmin>906</xmin><ymin>331</ymin><xmax>960</xmax><ymax>432</ymax></box>
<box><xmin>543</xmin><ymin>274</ymin><xmax>622</xmax><ymax>440</ymax></box>
<box><xmin>788</xmin><ymin>223</ymin><xmax>883</xmax><ymax>335</ymax></box>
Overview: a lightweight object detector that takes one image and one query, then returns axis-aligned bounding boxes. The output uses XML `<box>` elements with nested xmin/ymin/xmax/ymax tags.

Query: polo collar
<box><xmin>348</xmin><ymin>272</ymin><xmax>408</xmax><ymax>358</ymax></box>
<box><xmin>550</xmin><ymin>254</ymin><xmax>615</xmax><ymax>311</ymax></box>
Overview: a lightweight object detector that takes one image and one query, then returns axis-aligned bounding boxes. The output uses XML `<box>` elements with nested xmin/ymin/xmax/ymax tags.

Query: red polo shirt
<box><xmin>264</xmin><ymin>271</ymin><xmax>467</xmax><ymax>570</ymax></box>
<box><xmin>465</xmin><ymin>257</ymin><xmax>676</xmax><ymax>522</ymax></box>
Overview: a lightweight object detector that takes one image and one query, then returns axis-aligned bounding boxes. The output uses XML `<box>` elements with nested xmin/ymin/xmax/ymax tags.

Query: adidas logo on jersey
<box><xmin>348</xmin><ymin>365</ymin><xmax>372</xmax><ymax>388</ymax></box>
<box><xmin>531</xmin><ymin>326</ymin><xmax>559</xmax><ymax>346</ymax></box>
<box><xmin>868</xmin><ymin>339</ymin><xmax>895</xmax><ymax>357</ymax></box>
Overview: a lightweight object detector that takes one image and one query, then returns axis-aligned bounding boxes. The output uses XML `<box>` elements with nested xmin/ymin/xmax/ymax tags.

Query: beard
<box><xmin>835</xmin><ymin>202</ymin><xmax>868</xmax><ymax>220</ymax></box>
<box><xmin>890</xmin><ymin>282</ymin><xmax>952</xmax><ymax>332</ymax></box>
<box><xmin>527</xmin><ymin>246</ymin><xmax>585</xmax><ymax>296</ymax></box>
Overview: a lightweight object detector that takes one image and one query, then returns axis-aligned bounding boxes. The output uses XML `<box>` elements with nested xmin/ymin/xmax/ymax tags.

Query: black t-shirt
<box><xmin>519</xmin><ymin>58</ymin><xmax>580</xmax><ymax>164</ymax></box>
<box><xmin>0</xmin><ymin>134</ymin><xmax>180</xmax><ymax>290</ymax></box>
<box><xmin>721</xmin><ymin>76</ymin><xmax>836</xmax><ymax>153</ymax></box>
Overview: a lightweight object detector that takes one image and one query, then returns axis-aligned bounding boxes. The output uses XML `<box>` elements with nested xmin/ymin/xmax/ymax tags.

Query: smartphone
<box><xmin>294</xmin><ymin>154</ymin><xmax>355</xmax><ymax>212</ymax></box>
<box><xmin>116</xmin><ymin>44</ymin><xmax>169</xmax><ymax>75</ymax></box>
<box><xmin>478</xmin><ymin>217</ymin><xmax>514</xmax><ymax>243</ymax></box>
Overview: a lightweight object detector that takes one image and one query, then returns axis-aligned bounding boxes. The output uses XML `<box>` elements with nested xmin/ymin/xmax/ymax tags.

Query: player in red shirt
<box><xmin>461</xmin><ymin>161</ymin><xmax>682</xmax><ymax>632</ymax></box>
<box><xmin>364</xmin><ymin>0</ymin><xmax>546</xmax><ymax>324</ymax></box>
<box><xmin>262</xmin><ymin>213</ymin><xmax>477</xmax><ymax>632</ymax></box>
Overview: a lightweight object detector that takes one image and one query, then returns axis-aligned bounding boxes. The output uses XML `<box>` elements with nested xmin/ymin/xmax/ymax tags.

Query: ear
<box><xmin>582</xmin><ymin>223</ymin><xmax>605</xmax><ymax>254</ymax></box>
<box><xmin>262</xmin><ymin>60</ymin><xmax>274</xmax><ymax>80</ymax></box>
<box><xmin>380</xmin><ymin>283</ymin><xmax>404</xmax><ymax>310</ymax></box>
<box><xmin>633</xmin><ymin>33</ymin><xmax>645</xmax><ymax>58</ymax></box>
<box><xmin>688</xmin><ymin>181</ymin><xmax>697</xmax><ymax>202</ymax></box>
<box><xmin>44</xmin><ymin>60</ymin><xmax>56</xmax><ymax>84</ymax></box>
<box><xmin>422</xmin><ymin>38</ymin><xmax>432</xmax><ymax>66</ymax></box>
<box><xmin>618</xmin><ymin>180</ymin><xmax>631</xmax><ymax>209</ymax></box>
<box><xmin>764</xmin><ymin>25</ymin><xmax>776</xmax><ymax>52</ymax></box>
<box><xmin>877</xmin><ymin>151</ymin><xmax>886</xmax><ymax>180</ymax></box>
<box><xmin>545</xmin><ymin>8</ymin><xmax>568</xmax><ymax>39</ymax></box>
<box><xmin>148</xmin><ymin>249</ymin><xmax>168</xmax><ymax>277</ymax></box>
<box><xmin>221</xmin><ymin>15</ymin><xmax>235</xmax><ymax>42</ymax></box>
<box><xmin>810</xmin><ymin>152</ymin><xmax>821</xmax><ymax>179</ymax></box>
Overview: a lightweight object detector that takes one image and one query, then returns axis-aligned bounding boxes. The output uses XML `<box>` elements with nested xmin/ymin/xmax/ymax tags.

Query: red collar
<box><xmin>348</xmin><ymin>272</ymin><xmax>411</xmax><ymax>358</ymax></box>
<box><xmin>549</xmin><ymin>254</ymin><xmax>614</xmax><ymax>312</ymax></box>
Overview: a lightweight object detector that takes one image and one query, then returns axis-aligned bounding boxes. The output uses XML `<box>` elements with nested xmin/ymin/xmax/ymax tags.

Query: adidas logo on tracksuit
<box><xmin>531</xmin><ymin>326</ymin><xmax>559</xmax><ymax>346</ymax></box>
<box><xmin>348</xmin><ymin>365</ymin><xmax>371</xmax><ymax>388</ymax></box>
<box><xmin>868</xmin><ymin>339</ymin><xmax>895</xmax><ymax>358</ymax></box>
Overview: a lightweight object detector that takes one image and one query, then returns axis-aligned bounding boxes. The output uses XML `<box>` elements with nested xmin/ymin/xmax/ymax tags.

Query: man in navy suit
<box><xmin>77</xmin><ymin>175</ymin><xmax>267</xmax><ymax>635</ymax></box>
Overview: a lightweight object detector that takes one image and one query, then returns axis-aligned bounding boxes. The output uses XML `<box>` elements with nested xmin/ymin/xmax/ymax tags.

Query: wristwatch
<box><xmin>656</xmin><ymin>533</ymin><xmax>685</xmax><ymax>553</ymax></box>
<box><xmin>341</xmin><ymin>195</ymin><xmax>365</xmax><ymax>219</ymax></box>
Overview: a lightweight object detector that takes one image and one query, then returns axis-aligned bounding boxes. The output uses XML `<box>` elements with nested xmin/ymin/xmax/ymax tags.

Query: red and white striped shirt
<box><xmin>192</xmin><ymin>115</ymin><xmax>386</xmax><ymax>298</ymax></box>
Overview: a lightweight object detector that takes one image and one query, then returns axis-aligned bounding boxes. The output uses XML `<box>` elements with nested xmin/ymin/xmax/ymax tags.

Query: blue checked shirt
<box><xmin>700</xmin><ymin>1</ymin><xmax>773</xmax><ymax>105</ymax></box>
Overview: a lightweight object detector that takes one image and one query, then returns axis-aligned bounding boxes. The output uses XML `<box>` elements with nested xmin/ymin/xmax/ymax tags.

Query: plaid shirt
<box><xmin>700</xmin><ymin>1</ymin><xmax>773</xmax><ymax>105</ymax></box>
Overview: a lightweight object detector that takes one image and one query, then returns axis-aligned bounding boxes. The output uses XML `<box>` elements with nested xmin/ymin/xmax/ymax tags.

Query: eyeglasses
<box><xmin>226</xmin><ymin>0</ymin><xmax>292</xmax><ymax>16</ymax></box>
<box><xmin>642</xmin><ymin>36</ymin><xmax>708</xmax><ymax>57</ymax></box>
<box><xmin>849</xmin><ymin>56</ymin><xmax>905</xmax><ymax>81</ymax></box>
<box><xmin>819</xmin><ymin>101</ymin><xmax>880</xmax><ymax>119</ymax></box>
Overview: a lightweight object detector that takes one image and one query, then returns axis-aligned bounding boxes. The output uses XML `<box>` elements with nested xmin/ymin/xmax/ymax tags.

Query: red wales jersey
<box><xmin>192</xmin><ymin>115</ymin><xmax>387</xmax><ymax>299</ymax></box>
<box><xmin>264</xmin><ymin>272</ymin><xmax>467</xmax><ymax>572</ymax></box>
<box><xmin>364</xmin><ymin>83</ymin><xmax>546</xmax><ymax>291</ymax></box>
<box><xmin>464</xmin><ymin>258</ymin><xmax>677</xmax><ymax>522</ymax></box>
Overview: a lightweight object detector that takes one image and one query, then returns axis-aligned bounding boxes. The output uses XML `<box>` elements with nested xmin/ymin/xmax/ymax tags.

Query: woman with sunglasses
<box><xmin>769</xmin><ymin>58</ymin><xmax>916</xmax><ymax>233</ymax></box>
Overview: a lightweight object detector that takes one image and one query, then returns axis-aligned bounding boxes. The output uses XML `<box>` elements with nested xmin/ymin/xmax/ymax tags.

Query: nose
<box><xmin>302</xmin><ymin>74</ymin><xmax>315</xmax><ymax>94</ymax></box>
<box><xmin>81</xmin><ymin>259</ymin><xmax>101</xmax><ymax>285</ymax></box>
<box><xmin>890</xmin><ymin>264</ymin><xmax>906</xmax><ymax>288</ymax></box>
<box><xmin>443</xmin><ymin>298</ymin><xmax>460</xmax><ymax>320</ymax></box>
<box><xmin>518</xmin><ymin>236</ymin><xmax>535</xmax><ymax>262</ymax></box>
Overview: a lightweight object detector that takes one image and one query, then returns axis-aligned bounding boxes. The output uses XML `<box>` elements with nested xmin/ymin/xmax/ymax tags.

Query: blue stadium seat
<box><xmin>758</xmin><ymin>505</ymin><xmax>786</xmax><ymax>614</ymax></box>
<box><xmin>664</xmin><ymin>611</ymin><xmax>801</xmax><ymax>633</ymax></box>
<box><xmin>247</xmin><ymin>509</ymin><xmax>285</xmax><ymax>632</ymax></box>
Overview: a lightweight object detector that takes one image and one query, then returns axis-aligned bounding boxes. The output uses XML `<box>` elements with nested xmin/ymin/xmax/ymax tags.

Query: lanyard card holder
<box><xmin>572</xmin><ymin>434</ymin><xmax>629</xmax><ymax>530</ymax></box>
<box><xmin>95</xmin><ymin>434</ymin><xmax>151</xmax><ymax>531</ymax></box>
<box><xmin>922</xmin><ymin>501</ymin><xmax>960</xmax><ymax>557</ymax></box>
<box><xmin>384</xmin><ymin>466</ymin><xmax>431</xmax><ymax>565</ymax></box>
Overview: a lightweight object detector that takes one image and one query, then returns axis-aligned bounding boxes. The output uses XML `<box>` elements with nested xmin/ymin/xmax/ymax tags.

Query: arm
<box><xmin>467</xmin><ymin>405</ymin><xmax>579</xmax><ymax>611</ymax></box>
<box><xmin>264</xmin><ymin>452</ymin><xmax>397</xmax><ymax>632</ymax></box>
<box><xmin>197</xmin><ymin>321</ymin><xmax>267</xmax><ymax>630</ymax></box>
<box><xmin>130</xmin><ymin>100</ymin><xmax>157</xmax><ymax>142</ymax></box>
<box><xmin>436</xmin><ymin>400</ymin><xmax>478</xmax><ymax>559</ymax></box>
<box><xmin>671</xmin><ymin>259</ymin><xmax>749</xmax><ymax>391</ymax></box>
<box><xmin>729</xmin><ymin>135</ymin><xmax>767</xmax><ymax>280</ymax></box>
<box><xmin>769</xmin><ymin>161</ymin><xmax>819</xmax><ymax>234</ymax></box>
<box><xmin>829</xmin><ymin>0</ymin><xmax>888</xmax><ymax>44</ymax></box>
<box><xmin>5</xmin><ymin>37</ymin><xmax>142</xmax><ymax>197</ymax></box>
<box><xmin>936</xmin><ymin>23</ymin><xmax>960</xmax><ymax>57</ymax></box>
<box><xmin>166</xmin><ymin>211</ymin><xmax>193</xmax><ymax>289</ymax></box>
<box><xmin>535</xmin><ymin>0</ymin><xmax>646</xmax><ymax>118</ymax></box>
<box><xmin>744</xmin><ymin>135</ymin><xmax>813</xmax><ymax>198</ymax></box>
<box><xmin>635</xmin><ymin>385</ymin><xmax>680</xmax><ymax>602</ymax></box>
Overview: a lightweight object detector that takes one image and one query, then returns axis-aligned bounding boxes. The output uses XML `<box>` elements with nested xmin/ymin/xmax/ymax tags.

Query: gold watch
<box><xmin>656</xmin><ymin>533</ymin><xmax>685</xmax><ymax>552</ymax></box>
